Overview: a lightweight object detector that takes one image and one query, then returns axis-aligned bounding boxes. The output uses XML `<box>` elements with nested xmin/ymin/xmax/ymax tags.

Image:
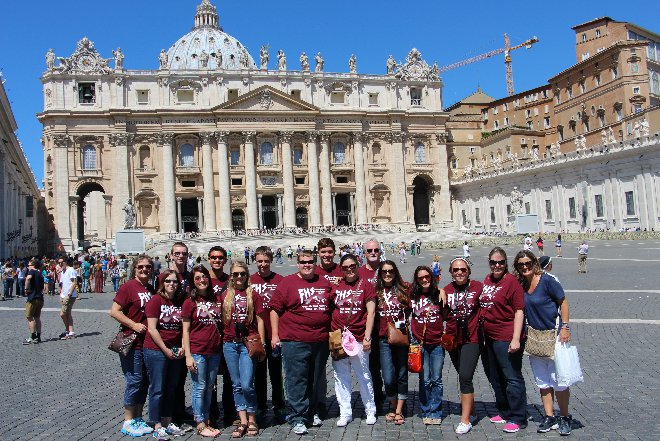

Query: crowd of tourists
<box><xmin>105</xmin><ymin>237</ymin><xmax>575</xmax><ymax>438</ymax></box>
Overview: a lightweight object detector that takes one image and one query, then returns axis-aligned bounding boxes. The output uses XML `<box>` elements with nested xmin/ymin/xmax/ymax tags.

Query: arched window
<box><xmin>260</xmin><ymin>142</ymin><xmax>273</xmax><ymax>165</ymax></box>
<box><xmin>293</xmin><ymin>148</ymin><xmax>303</xmax><ymax>165</ymax></box>
<box><xmin>333</xmin><ymin>142</ymin><xmax>345</xmax><ymax>164</ymax></box>
<box><xmin>179</xmin><ymin>143</ymin><xmax>194</xmax><ymax>167</ymax></box>
<box><xmin>139</xmin><ymin>146</ymin><xmax>151</xmax><ymax>170</ymax></box>
<box><xmin>414</xmin><ymin>142</ymin><xmax>426</xmax><ymax>163</ymax></box>
<box><xmin>82</xmin><ymin>145</ymin><xmax>96</xmax><ymax>170</ymax></box>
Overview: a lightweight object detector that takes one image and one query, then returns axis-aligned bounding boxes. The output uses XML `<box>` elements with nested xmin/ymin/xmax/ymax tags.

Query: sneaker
<box><xmin>134</xmin><ymin>418</ymin><xmax>154</xmax><ymax>435</ymax></box>
<box><xmin>455</xmin><ymin>422</ymin><xmax>472</xmax><ymax>434</ymax></box>
<box><xmin>291</xmin><ymin>423</ymin><xmax>308</xmax><ymax>435</ymax></box>
<box><xmin>503</xmin><ymin>422</ymin><xmax>520</xmax><ymax>433</ymax></box>
<box><xmin>152</xmin><ymin>427</ymin><xmax>169</xmax><ymax>440</ymax></box>
<box><xmin>23</xmin><ymin>338</ymin><xmax>35</xmax><ymax>345</ymax></box>
<box><xmin>165</xmin><ymin>423</ymin><xmax>186</xmax><ymax>437</ymax></box>
<box><xmin>120</xmin><ymin>420</ymin><xmax>144</xmax><ymax>437</ymax></box>
<box><xmin>178</xmin><ymin>423</ymin><xmax>194</xmax><ymax>433</ymax></box>
<box><xmin>312</xmin><ymin>414</ymin><xmax>323</xmax><ymax>427</ymax></box>
<box><xmin>59</xmin><ymin>332</ymin><xmax>68</xmax><ymax>340</ymax></box>
<box><xmin>66</xmin><ymin>332</ymin><xmax>76</xmax><ymax>339</ymax></box>
<box><xmin>336</xmin><ymin>416</ymin><xmax>352</xmax><ymax>427</ymax></box>
<box><xmin>537</xmin><ymin>415</ymin><xmax>558</xmax><ymax>433</ymax></box>
<box><xmin>366</xmin><ymin>414</ymin><xmax>377</xmax><ymax>425</ymax></box>
<box><xmin>558</xmin><ymin>415</ymin><xmax>572</xmax><ymax>436</ymax></box>
<box><xmin>427</xmin><ymin>418</ymin><xmax>443</xmax><ymax>425</ymax></box>
<box><xmin>489</xmin><ymin>415</ymin><xmax>506</xmax><ymax>424</ymax></box>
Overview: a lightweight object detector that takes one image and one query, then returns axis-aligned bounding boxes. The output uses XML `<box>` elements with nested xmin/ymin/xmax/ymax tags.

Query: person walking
<box><xmin>577</xmin><ymin>241</ymin><xmax>589</xmax><ymax>273</ymax></box>
<box><xmin>23</xmin><ymin>259</ymin><xmax>45</xmax><ymax>345</ymax></box>
<box><xmin>555</xmin><ymin>234</ymin><xmax>562</xmax><ymax>257</ymax></box>
<box><xmin>58</xmin><ymin>257</ymin><xmax>78</xmax><ymax>340</ymax></box>
<box><xmin>2</xmin><ymin>261</ymin><xmax>14</xmax><ymax>299</ymax></box>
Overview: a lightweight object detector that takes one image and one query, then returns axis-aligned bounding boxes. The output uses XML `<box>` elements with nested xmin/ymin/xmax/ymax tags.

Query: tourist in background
<box><xmin>23</xmin><ymin>258</ymin><xmax>45</xmax><ymax>345</ymax></box>
<box><xmin>577</xmin><ymin>241</ymin><xmax>589</xmax><ymax>273</ymax></box>
<box><xmin>555</xmin><ymin>234</ymin><xmax>562</xmax><ymax>257</ymax></box>
<box><xmin>513</xmin><ymin>251</ymin><xmax>573</xmax><ymax>435</ymax></box>
<box><xmin>109</xmin><ymin>254</ymin><xmax>155</xmax><ymax>437</ymax></box>
<box><xmin>480</xmin><ymin>247</ymin><xmax>526</xmax><ymax>433</ymax></box>
<box><xmin>16</xmin><ymin>262</ymin><xmax>27</xmax><ymax>297</ymax></box>
<box><xmin>3</xmin><ymin>261</ymin><xmax>15</xmax><ymax>299</ymax></box>
<box><xmin>59</xmin><ymin>257</ymin><xmax>78</xmax><ymax>340</ymax></box>
<box><xmin>94</xmin><ymin>260</ymin><xmax>104</xmax><ymax>293</ymax></box>
<box><xmin>110</xmin><ymin>261</ymin><xmax>121</xmax><ymax>292</ymax></box>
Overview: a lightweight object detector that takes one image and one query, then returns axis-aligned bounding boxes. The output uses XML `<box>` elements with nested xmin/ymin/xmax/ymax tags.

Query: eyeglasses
<box><xmin>489</xmin><ymin>259</ymin><xmax>506</xmax><ymax>266</ymax></box>
<box><xmin>136</xmin><ymin>264</ymin><xmax>152</xmax><ymax>270</ymax></box>
<box><xmin>194</xmin><ymin>275</ymin><xmax>209</xmax><ymax>281</ymax></box>
<box><xmin>163</xmin><ymin>279</ymin><xmax>178</xmax><ymax>284</ymax></box>
<box><xmin>172</xmin><ymin>251</ymin><xmax>188</xmax><ymax>256</ymax></box>
<box><xmin>232</xmin><ymin>271</ymin><xmax>247</xmax><ymax>277</ymax></box>
<box><xmin>298</xmin><ymin>260</ymin><xmax>315</xmax><ymax>265</ymax></box>
<box><xmin>417</xmin><ymin>274</ymin><xmax>432</xmax><ymax>281</ymax></box>
<box><xmin>341</xmin><ymin>263</ymin><xmax>357</xmax><ymax>271</ymax></box>
<box><xmin>381</xmin><ymin>269</ymin><xmax>395</xmax><ymax>275</ymax></box>
<box><xmin>516</xmin><ymin>261</ymin><xmax>533</xmax><ymax>269</ymax></box>
<box><xmin>209</xmin><ymin>255</ymin><xmax>226</xmax><ymax>260</ymax></box>
<box><xmin>451</xmin><ymin>267</ymin><xmax>468</xmax><ymax>274</ymax></box>
<box><xmin>366</xmin><ymin>248</ymin><xmax>380</xmax><ymax>253</ymax></box>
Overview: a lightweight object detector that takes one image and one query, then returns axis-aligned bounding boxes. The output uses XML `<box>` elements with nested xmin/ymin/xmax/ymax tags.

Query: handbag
<box><xmin>243</xmin><ymin>333</ymin><xmax>266</xmax><ymax>362</ymax></box>
<box><xmin>108</xmin><ymin>328</ymin><xmax>138</xmax><ymax>356</ymax></box>
<box><xmin>329</xmin><ymin>280</ymin><xmax>362</xmax><ymax>360</ymax></box>
<box><xmin>407</xmin><ymin>344</ymin><xmax>422</xmax><ymax>373</ymax></box>
<box><xmin>387</xmin><ymin>321</ymin><xmax>409</xmax><ymax>346</ymax></box>
<box><xmin>440</xmin><ymin>333</ymin><xmax>457</xmax><ymax>352</ymax></box>
<box><xmin>554</xmin><ymin>341</ymin><xmax>584</xmax><ymax>387</ymax></box>
<box><xmin>524</xmin><ymin>326</ymin><xmax>557</xmax><ymax>358</ymax></box>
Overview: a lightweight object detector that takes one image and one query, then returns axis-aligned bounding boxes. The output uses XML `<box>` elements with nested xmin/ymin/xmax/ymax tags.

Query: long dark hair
<box><xmin>156</xmin><ymin>269</ymin><xmax>185</xmax><ymax>303</ymax></box>
<box><xmin>375</xmin><ymin>260</ymin><xmax>409</xmax><ymax>307</ymax></box>
<box><xmin>488</xmin><ymin>247</ymin><xmax>509</xmax><ymax>276</ymax></box>
<box><xmin>188</xmin><ymin>265</ymin><xmax>212</xmax><ymax>301</ymax></box>
<box><xmin>512</xmin><ymin>250</ymin><xmax>543</xmax><ymax>290</ymax></box>
<box><xmin>410</xmin><ymin>265</ymin><xmax>441</xmax><ymax>305</ymax></box>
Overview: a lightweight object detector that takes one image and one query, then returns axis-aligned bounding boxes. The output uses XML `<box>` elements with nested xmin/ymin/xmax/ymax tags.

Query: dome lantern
<box><xmin>194</xmin><ymin>0</ymin><xmax>222</xmax><ymax>31</ymax></box>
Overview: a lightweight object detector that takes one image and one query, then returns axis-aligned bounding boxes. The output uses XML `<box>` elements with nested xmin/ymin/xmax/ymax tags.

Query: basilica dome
<box><xmin>165</xmin><ymin>0</ymin><xmax>257</xmax><ymax>70</ymax></box>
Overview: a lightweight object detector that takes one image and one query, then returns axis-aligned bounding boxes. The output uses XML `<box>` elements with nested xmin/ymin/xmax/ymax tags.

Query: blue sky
<box><xmin>1</xmin><ymin>0</ymin><xmax>658</xmax><ymax>185</ymax></box>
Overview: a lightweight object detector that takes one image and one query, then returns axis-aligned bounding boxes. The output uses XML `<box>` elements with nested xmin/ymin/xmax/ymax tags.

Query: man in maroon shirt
<box><xmin>315</xmin><ymin>238</ymin><xmax>343</xmax><ymax>285</ymax></box>
<box><xmin>270</xmin><ymin>250</ymin><xmax>333</xmax><ymax>435</ymax></box>
<box><xmin>358</xmin><ymin>238</ymin><xmax>385</xmax><ymax>413</ymax></box>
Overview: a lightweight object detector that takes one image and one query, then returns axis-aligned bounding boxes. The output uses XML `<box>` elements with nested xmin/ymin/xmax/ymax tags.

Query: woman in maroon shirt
<box><xmin>443</xmin><ymin>258</ymin><xmax>483</xmax><ymax>435</ymax></box>
<box><xmin>181</xmin><ymin>265</ymin><xmax>222</xmax><ymax>438</ymax></box>
<box><xmin>480</xmin><ymin>247</ymin><xmax>527</xmax><ymax>433</ymax></box>
<box><xmin>109</xmin><ymin>255</ymin><xmax>155</xmax><ymax>437</ymax></box>
<box><xmin>375</xmin><ymin>260</ymin><xmax>410</xmax><ymax>425</ymax></box>
<box><xmin>143</xmin><ymin>269</ymin><xmax>187</xmax><ymax>438</ymax></box>
<box><xmin>221</xmin><ymin>262</ymin><xmax>265</xmax><ymax>437</ymax></box>
<box><xmin>410</xmin><ymin>265</ymin><xmax>447</xmax><ymax>425</ymax></box>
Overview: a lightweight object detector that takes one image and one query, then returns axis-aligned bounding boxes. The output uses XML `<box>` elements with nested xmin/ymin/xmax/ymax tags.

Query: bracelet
<box><xmin>560</xmin><ymin>323</ymin><xmax>570</xmax><ymax>330</ymax></box>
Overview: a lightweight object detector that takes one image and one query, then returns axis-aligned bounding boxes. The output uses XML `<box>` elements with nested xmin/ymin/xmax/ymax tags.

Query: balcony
<box><xmin>176</xmin><ymin>165</ymin><xmax>201</xmax><ymax>176</ymax></box>
<box><xmin>79</xmin><ymin>168</ymin><xmax>102</xmax><ymax>177</ymax></box>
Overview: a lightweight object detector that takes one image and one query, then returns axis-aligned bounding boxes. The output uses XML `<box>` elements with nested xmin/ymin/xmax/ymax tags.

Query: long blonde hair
<box><xmin>222</xmin><ymin>261</ymin><xmax>255</xmax><ymax>325</ymax></box>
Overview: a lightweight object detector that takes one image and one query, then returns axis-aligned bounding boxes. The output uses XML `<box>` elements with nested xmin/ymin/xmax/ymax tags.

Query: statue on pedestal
<box><xmin>510</xmin><ymin>187</ymin><xmax>524</xmax><ymax>215</ymax></box>
<box><xmin>386</xmin><ymin>55</ymin><xmax>396</xmax><ymax>74</ymax></box>
<box><xmin>277</xmin><ymin>50</ymin><xmax>286</xmax><ymax>71</ymax></box>
<box><xmin>315</xmin><ymin>52</ymin><xmax>324</xmax><ymax>72</ymax></box>
<box><xmin>601</xmin><ymin>129</ymin><xmax>608</xmax><ymax>145</ymax></box>
<box><xmin>199</xmin><ymin>50</ymin><xmax>209</xmax><ymax>68</ymax></box>
<box><xmin>259</xmin><ymin>45</ymin><xmax>269</xmax><ymax>70</ymax></box>
<box><xmin>300</xmin><ymin>52</ymin><xmax>310</xmax><ymax>71</ymax></box>
<box><xmin>123</xmin><ymin>199</ymin><xmax>137</xmax><ymax>230</ymax></box>
<box><xmin>608</xmin><ymin>127</ymin><xmax>616</xmax><ymax>144</ymax></box>
<box><xmin>640</xmin><ymin>118</ymin><xmax>650</xmax><ymax>137</ymax></box>
<box><xmin>349</xmin><ymin>54</ymin><xmax>357</xmax><ymax>73</ymax></box>
<box><xmin>45</xmin><ymin>49</ymin><xmax>56</xmax><ymax>70</ymax></box>
<box><xmin>159</xmin><ymin>49</ymin><xmax>168</xmax><ymax>69</ymax></box>
<box><xmin>112</xmin><ymin>48</ymin><xmax>124</xmax><ymax>69</ymax></box>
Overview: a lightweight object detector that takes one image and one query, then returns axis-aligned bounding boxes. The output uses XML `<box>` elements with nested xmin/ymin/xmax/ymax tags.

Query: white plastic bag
<box><xmin>554</xmin><ymin>341</ymin><xmax>584</xmax><ymax>387</ymax></box>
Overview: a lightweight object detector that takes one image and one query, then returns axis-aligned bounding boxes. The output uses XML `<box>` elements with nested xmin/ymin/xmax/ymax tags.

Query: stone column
<box><xmin>242</xmin><ymin>132</ymin><xmax>259</xmax><ymax>230</ymax></box>
<box><xmin>53</xmin><ymin>135</ymin><xmax>73</xmax><ymax>251</ymax></box>
<box><xmin>69</xmin><ymin>197</ymin><xmax>79</xmax><ymax>251</ymax></box>
<box><xmin>200</xmin><ymin>132</ymin><xmax>217</xmax><ymax>232</ymax></box>
<box><xmin>280</xmin><ymin>131</ymin><xmax>296</xmax><ymax>228</ymax></box>
<box><xmin>160</xmin><ymin>133</ymin><xmax>178</xmax><ymax>233</ymax></box>
<box><xmin>352</xmin><ymin>132</ymin><xmax>368</xmax><ymax>224</ymax></box>
<box><xmin>349</xmin><ymin>191</ymin><xmax>355</xmax><ymax>225</ymax></box>
<box><xmin>176</xmin><ymin>197</ymin><xmax>183</xmax><ymax>233</ymax></box>
<box><xmin>332</xmin><ymin>192</ymin><xmax>338</xmax><ymax>226</ymax></box>
<box><xmin>110</xmin><ymin>133</ymin><xmax>133</xmax><ymax>234</ymax></box>
<box><xmin>305</xmin><ymin>131</ymin><xmax>322</xmax><ymax>227</ymax></box>
<box><xmin>389</xmin><ymin>131</ymin><xmax>408</xmax><ymax>224</ymax></box>
<box><xmin>435</xmin><ymin>133</ymin><xmax>452</xmax><ymax>222</ymax></box>
<box><xmin>197</xmin><ymin>197</ymin><xmax>204</xmax><ymax>232</ymax></box>
<box><xmin>216</xmin><ymin>131</ymin><xmax>232</xmax><ymax>232</ymax></box>
<box><xmin>319</xmin><ymin>133</ymin><xmax>333</xmax><ymax>225</ymax></box>
<box><xmin>103</xmin><ymin>195</ymin><xmax>113</xmax><ymax>242</ymax></box>
<box><xmin>277</xmin><ymin>194</ymin><xmax>283</xmax><ymax>228</ymax></box>
<box><xmin>257</xmin><ymin>194</ymin><xmax>264</xmax><ymax>229</ymax></box>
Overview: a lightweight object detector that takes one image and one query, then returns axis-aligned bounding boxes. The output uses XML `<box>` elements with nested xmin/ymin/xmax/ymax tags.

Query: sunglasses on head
<box><xmin>232</xmin><ymin>271</ymin><xmax>247</xmax><ymax>277</ymax></box>
<box><xmin>489</xmin><ymin>259</ymin><xmax>506</xmax><ymax>266</ymax></box>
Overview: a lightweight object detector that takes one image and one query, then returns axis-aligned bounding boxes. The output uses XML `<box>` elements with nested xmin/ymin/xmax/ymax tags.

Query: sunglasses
<box><xmin>194</xmin><ymin>275</ymin><xmax>209</xmax><ymax>281</ymax></box>
<box><xmin>298</xmin><ymin>259</ymin><xmax>315</xmax><ymax>265</ymax></box>
<box><xmin>417</xmin><ymin>274</ymin><xmax>432</xmax><ymax>281</ymax></box>
<box><xmin>451</xmin><ymin>267</ymin><xmax>468</xmax><ymax>274</ymax></box>
<box><xmin>489</xmin><ymin>259</ymin><xmax>506</xmax><ymax>266</ymax></box>
<box><xmin>137</xmin><ymin>264</ymin><xmax>152</xmax><ymax>270</ymax></box>
<box><xmin>232</xmin><ymin>271</ymin><xmax>247</xmax><ymax>277</ymax></box>
<box><xmin>516</xmin><ymin>261</ymin><xmax>533</xmax><ymax>269</ymax></box>
<box><xmin>163</xmin><ymin>279</ymin><xmax>178</xmax><ymax>284</ymax></box>
<box><xmin>366</xmin><ymin>248</ymin><xmax>380</xmax><ymax>253</ymax></box>
<box><xmin>341</xmin><ymin>263</ymin><xmax>357</xmax><ymax>271</ymax></box>
<box><xmin>172</xmin><ymin>251</ymin><xmax>188</xmax><ymax>256</ymax></box>
<box><xmin>381</xmin><ymin>269</ymin><xmax>395</xmax><ymax>275</ymax></box>
<box><xmin>209</xmin><ymin>255</ymin><xmax>226</xmax><ymax>260</ymax></box>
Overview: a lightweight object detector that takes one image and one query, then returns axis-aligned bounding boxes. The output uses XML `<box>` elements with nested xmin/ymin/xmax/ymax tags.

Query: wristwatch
<box><xmin>364</xmin><ymin>337</ymin><xmax>372</xmax><ymax>342</ymax></box>
<box><xmin>560</xmin><ymin>323</ymin><xmax>570</xmax><ymax>330</ymax></box>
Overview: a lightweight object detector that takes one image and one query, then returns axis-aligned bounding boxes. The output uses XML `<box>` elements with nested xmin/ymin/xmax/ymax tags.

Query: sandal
<box><xmin>394</xmin><ymin>413</ymin><xmax>405</xmax><ymax>425</ymax></box>
<box><xmin>232</xmin><ymin>424</ymin><xmax>247</xmax><ymax>438</ymax></box>
<box><xmin>197</xmin><ymin>425</ymin><xmax>219</xmax><ymax>438</ymax></box>
<box><xmin>247</xmin><ymin>422</ymin><xmax>259</xmax><ymax>437</ymax></box>
<box><xmin>385</xmin><ymin>412</ymin><xmax>396</xmax><ymax>422</ymax></box>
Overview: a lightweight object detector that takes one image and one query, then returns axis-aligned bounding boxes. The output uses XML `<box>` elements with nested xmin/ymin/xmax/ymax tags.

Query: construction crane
<box><xmin>438</xmin><ymin>33</ymin><xmax>539</xmax><ymax>96</ymax></box>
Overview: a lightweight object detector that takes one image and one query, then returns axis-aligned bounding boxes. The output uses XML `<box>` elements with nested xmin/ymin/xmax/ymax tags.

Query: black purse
<box><xmin>108</xmin><ymin>327</ymin><xmax>138</xmax><ymax>356</ymax></box>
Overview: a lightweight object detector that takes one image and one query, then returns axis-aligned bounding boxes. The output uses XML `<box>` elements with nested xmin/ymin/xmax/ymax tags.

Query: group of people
<box><xmin>109</xmin><ymin>237</ymin><xmax>575</xmax><ymax>438</ymax></box>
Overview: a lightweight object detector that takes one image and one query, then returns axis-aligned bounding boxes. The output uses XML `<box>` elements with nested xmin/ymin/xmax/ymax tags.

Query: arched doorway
<box><xmin>261</xmin><ymin>195</ymin><xmax>278</xmax><ymax>229</ymax></box>
<box><xmin>232</xmin><ymin>209</ymin><xmax>245</xmax><ymax>231</ymax></box>
<box><xmin>296</xmin><ymin>207</ymin><xmax>308</xmax><ymax>229</ymax></box>
<box><xmin>76</xmin><ymin>182</ymin><xmax>106</xmax><ymax>251</ymax></box>
<box><xmin>412</xmin><ymin>176</ymin><xmax>431</xmax><ymax>226</ymax></box>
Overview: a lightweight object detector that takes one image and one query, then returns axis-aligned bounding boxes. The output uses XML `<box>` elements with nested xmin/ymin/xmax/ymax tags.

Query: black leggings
<box><xmin>449</xmin><ymin>343</ymin><xmax>481</xmax><ymax>394</ymax></box>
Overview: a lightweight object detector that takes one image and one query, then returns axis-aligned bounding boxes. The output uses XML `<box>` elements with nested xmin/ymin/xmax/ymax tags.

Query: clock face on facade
<box><xmin>77</xmin><ymin>54</ymin><xmax>96</xmax><ymax>72</ymax></box>
<box><xmin>408</xmin><ymin>63</ymin><xmax>423</xmax><ymax>79</ymax></box>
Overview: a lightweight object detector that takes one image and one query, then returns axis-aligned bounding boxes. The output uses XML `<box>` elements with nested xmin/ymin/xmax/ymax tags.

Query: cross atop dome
<box><xmin>194</xmin><ymin>0</ymin><xmax>222</xmax><ymax>31</ymax></box>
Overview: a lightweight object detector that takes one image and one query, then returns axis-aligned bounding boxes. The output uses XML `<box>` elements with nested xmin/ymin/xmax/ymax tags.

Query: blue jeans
<box><xmin>119</xmin><ymin>348</ymin><xmax>149</xmax><ymax>407</ymax></box>
<box><xmin>223</xmin><ymin>342</ymin><xmax>257</xmax><ymax>413</ymax></box>
<box><xmin>379</xmin><ymin>338</ymin><xmax>409</xmax><ymax>400</ymax></box>
<box><xmin>484</xmin><ymin>338</ymin><xmax>527</xmax><ymax>425</ymax></box>
<box><xmin>2</xmin><ymin>279</ymin><xmax>13</xmax><ymax>297</ymax></box>
<box><xmin>112</xmin><ymin>276</ymin><xmax>119</xmax><ymax>292</ymax></box>
<box><xmin>281</xmin><ymin>341</ymin><xmax>329</xmax><ymax>426</ymax></box>
<box><xmin>143</xmin><ymin>348</ymin><xmax>184</xmax><ymax>424</ymax></box>
<box><xmin>16</xmin><ymin>278</ymin><xmax>25</xmax><ymax>297</ymax></box>
<box><xmin>190</xmin><ymin>353</ymin><xmax>221</xmax><ymax>424</ymax></box>
<box><xmin>419</xmin><ymin>344</ymin><xmax>445</xmax><ymax>419</ymax></box>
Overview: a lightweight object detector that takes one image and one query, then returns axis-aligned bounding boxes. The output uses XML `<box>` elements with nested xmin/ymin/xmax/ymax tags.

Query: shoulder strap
<box><xmin>342</xmin><ymin>279</ymin><xmax>363</xmax><ymax>329</ymax></box>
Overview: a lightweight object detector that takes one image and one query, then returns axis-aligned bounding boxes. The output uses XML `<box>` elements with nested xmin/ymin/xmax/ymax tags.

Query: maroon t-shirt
<box><xmin>157</xmin><ymin>269</ymin><xmax>191</xmax><ymax>297</ymax></box>
<box><xmin>219</xmin><ymin>288</ymin><xmax>264</xmax><ymax>342</ymax></box>
<box><xmin>377</xmin><ymin>286</ymin><xmax>410</xmax><ymax>338</ymax></box>
<box><xmin>211</xmin><ymin>273</ymin><xmax>230</xmax><ymax>295</ymax></box>
<box><xmin>113</xmin><ymin>279</ymin><xmax>154</xmax><ymax>350</ymax></box>
<box><xmin>270</xmin><ymin>273</ymin><xmax>333</xmax><ymax>342</ymax></box>
<box><xmin>181</xmin><ymin>293</ymin><xmax>222</xmax><ymax>355</ymax></box>
<box><xmin>358</xmin><ymin>264</ymin><xmax>379</xmax><ymax>286</ymax></box>
<box><xmin>144</xmin><ymin>294</ymin><xmax>184</xmax><ymax>350</ymax></box>
<box><xmin>330</xmin><ymin>278</ymin><xmax>377</xmax><ymax>342</ymax></box>
<box><xmin>250</xmin><ymin>272</ymin><xmax>284</xmax><ymax>341</ymax></box>
<box><xmin>444</xmin><ymin>280</ymin><xmax>483</xmax><ymax>345</ymax></box>
<box><xmin>410</xmin><ymin>293</ymin><xmax>444</xmax><ymax>346</ymax></box>
<box><xmin>480</xmin><ymin>273</ymin><xmax>525</xmax><ymax>341</ymax></box>
<box><xmin>315</xmin><ymin>263</ymin><xmax>343</xmax><ymax>285</ymax></box>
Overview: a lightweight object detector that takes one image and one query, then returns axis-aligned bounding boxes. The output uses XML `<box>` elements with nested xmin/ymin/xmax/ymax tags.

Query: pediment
<box><xmin>214</xmin><ymin>85</ymin><xmax>318</xmax><ymax>112</ymax></box>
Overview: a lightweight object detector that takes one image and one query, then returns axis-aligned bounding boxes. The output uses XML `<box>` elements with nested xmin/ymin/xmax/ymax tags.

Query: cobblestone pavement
<box><xmin>2</xmin><ymin>239</ymin><xmax>659</xmax><ymax>440</ymax></box>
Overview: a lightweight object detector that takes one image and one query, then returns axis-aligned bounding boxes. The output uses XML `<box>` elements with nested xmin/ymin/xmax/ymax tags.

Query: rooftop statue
<box><xmin>349</xmin><ymin>54</ymin><xmax>357</xmax><ymax>73</ymax></box>
<box><xmin>259</xmin><ymin>45</ymin><xmax>269</xmax><ymax>70</ymax></box>
<box><xmin>277</xmin><ymin>50</ymin><xmax>286</xmax><ymax>71</ymax></box>
<box><xmin>45</xmin><ymin>49</ymin><xmax>56</xmax><ymax>71</ymax></box>
<box><xmin>112</xmin><ymin>47</ymin><xmax>124</xmax><ymax>69</ymax></box>
<box><xmin>315</xmin><ymin>52</ymin><xmax>324</xmax><ymax>72</ymax></box>
<box><xmin>300</xmin><ymin>52</ymin><xmax>310</xmax><ymax>72</ymax></box>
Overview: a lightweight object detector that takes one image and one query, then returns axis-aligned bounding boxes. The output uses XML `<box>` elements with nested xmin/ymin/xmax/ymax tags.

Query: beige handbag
<box><xmin>524</xmin><ymin>326</ymin><xmax>556</xmax><ymax>358</ymax></box>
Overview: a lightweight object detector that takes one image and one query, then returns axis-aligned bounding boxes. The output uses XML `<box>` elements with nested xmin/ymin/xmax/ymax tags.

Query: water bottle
<box><xmin>272</xmin><ymin>343</ymin><xmax>281</xmax><ymax>358</ymax></box>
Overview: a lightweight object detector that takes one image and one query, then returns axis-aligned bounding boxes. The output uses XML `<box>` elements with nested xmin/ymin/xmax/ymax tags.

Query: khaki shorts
<box><xmin>25</xmin><ymin>299</ymin><xmax>44</xmax><ymax>319</ymax></box>
<box><xmin>60</xmin><ymin>296</ymin><xmax>76</xmax><ymax>315</ymax></box>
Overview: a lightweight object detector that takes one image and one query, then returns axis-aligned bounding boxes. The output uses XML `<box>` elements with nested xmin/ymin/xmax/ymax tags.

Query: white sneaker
<box><xmin>292</xmin><ymin>423</ymin><xmax>308</xmax><ymax>435</ymax></box>
<box><xmin>312</xmin><ymin>414</ymin><xmax>323</xmax><ymax>427</ymax></box>
<box><xmin>336</xmin><ymin>416</ymin><xmax>352</xmax><ymax>427</ymax></box>
<box><xmin>455</xmin><ymin>422</ymin><xmax>472</xmax><ymax>434</ymax></box>
<box><xmin>366</xmin><ymin>414</ymin><xmax>377</xmax><ymax>425</ymax></box>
